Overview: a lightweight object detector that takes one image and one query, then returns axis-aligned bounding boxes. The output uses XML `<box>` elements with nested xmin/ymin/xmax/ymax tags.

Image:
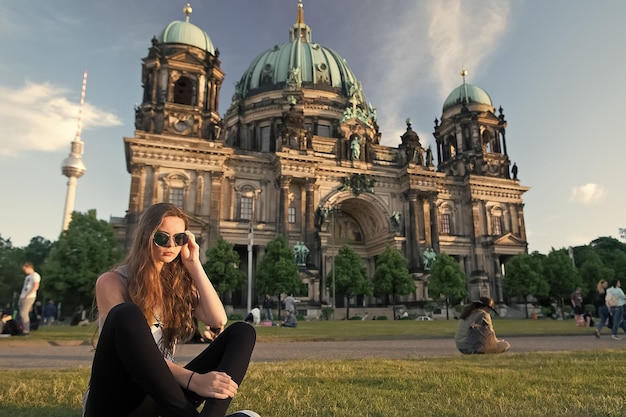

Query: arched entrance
<box><xmin>316</xmin><ymin>191</ymin><xmax>400</xmax><ymax>307</ymax></box>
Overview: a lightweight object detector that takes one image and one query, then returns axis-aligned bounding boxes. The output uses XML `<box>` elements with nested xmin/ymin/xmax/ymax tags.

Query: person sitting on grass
<box><xmin>83</xmin><ymin>203</ymin><xmax>259</xmax><ymax>417</ymax></box>
<box><xmin>281</xmin><ymin>310</ymin><xmax>297</xmax><ymax>328</ymax></box>
<box><xmin>454</xmin><ymin>296</ymin><xmax>510</xmax><ymax>354</ymax></box>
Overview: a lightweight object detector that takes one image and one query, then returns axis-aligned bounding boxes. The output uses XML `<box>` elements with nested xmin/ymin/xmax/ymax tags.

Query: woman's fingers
<box><xmin>195</xmin><ymin>371</ymin><xmax>238</xmax><ymax>398</ymax></box>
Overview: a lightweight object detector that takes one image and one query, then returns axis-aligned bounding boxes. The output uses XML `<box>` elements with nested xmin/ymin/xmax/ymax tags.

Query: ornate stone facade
<box><xmin>121</xmin><ymin>4</ymin><xmax>529</xmax><ymax>308</ymax></box>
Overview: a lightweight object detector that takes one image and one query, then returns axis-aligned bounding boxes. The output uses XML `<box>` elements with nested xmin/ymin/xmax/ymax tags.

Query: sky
<box><xmin>0</xmin><ymin>0</ymin><xmax>624</xmax><ymax>254</ymax></box>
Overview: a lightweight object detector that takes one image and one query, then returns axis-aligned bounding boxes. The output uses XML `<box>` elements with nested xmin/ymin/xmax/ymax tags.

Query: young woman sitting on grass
<box><xmin>83</xmin><ymin>203</ymin><xmax>259</xmax><ymax>417</ymax></box>
<box><xmin>454</xmin><ymin>296</ymin><xmax>510</xmax><ymax>354</ymax></box>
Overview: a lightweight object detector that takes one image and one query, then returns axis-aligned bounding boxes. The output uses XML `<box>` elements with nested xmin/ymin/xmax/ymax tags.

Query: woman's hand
<box><xmin>188</xmin><ymin>371</ymin><xmax>238</xmax><ymax>399</ymax></box>
<box><xmin>180</xmin><ymin>231</ymin><xmax>201</xmax><ymax>266</ymax></box>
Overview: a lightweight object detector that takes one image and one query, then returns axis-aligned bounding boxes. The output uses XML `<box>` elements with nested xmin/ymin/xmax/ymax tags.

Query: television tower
<box><xmin>61</xmin><ymin>70</ymin><xmax>88</xmax><ymax>231</ymax></box>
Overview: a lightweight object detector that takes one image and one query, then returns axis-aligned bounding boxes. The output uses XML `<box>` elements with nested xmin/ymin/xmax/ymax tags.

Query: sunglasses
<box><xmin>153</xmin><ymin>231</ymin><xmax>189</xmax><ymax>247</ymax></box>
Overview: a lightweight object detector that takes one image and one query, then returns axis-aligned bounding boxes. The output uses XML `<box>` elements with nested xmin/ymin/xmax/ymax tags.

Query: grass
<box><xmin>1</xmin><ymin>351</ymin><xmax>625</xmax><ymax>417</ymax></box>
<box><xmin>0</xmin><ymin>320</ymin><xmax>615</xmax><ymax>416</ymax></box>
<box><xmin>0</xmin><ymin>317</ymin><xmax>597</xmax><ymax>345</ymax></box>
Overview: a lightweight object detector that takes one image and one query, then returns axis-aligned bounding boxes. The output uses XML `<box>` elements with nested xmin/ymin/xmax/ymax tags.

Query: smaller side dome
<box><xmin>158</xmin><ymin>5</ymin><xmax>215</xmax><ymax>54</ymax></box>
<box><xmin>443</xmin><ymin>83</ymin><xmax>492</xmax><ymax>112</ymax></box>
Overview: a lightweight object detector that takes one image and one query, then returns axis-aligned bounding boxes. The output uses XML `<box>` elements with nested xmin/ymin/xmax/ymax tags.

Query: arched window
<box><xmin>163</xmin><ymin>172</ymin><xmax>190</xmax><ymax>209</ymax></box>
<box><xmin>439</xmin><ymin>203</ymin><xmax>455</xmax><ymax>235</ymax></box>
<box><xmin>173</xmin><ymin>76</ymin><xmax>195</xmax><ymax>105</ymax></box>
<box><xmin>482</xmin><ymin>129</ymin><xmax>494</xmax><ymax>153</ymax></box>
<box><xmin>489</xmin><ymin>206</ymin><xmax>504</xmax><ymax>236</ymax></box>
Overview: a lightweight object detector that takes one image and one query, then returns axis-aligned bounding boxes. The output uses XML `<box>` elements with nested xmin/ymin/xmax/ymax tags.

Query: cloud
<box><xmin>425</xmin><ymin>1</ymin><xmax>512</xmax><ymax>97</ymax></box>
<box><xmin>360</xmin><ymin>1</ymin><xmax>512</xmax><ymax>146</ymax></box>
<box><xmin>570</xmin><ymin>183</ymin><xmax>607</xmax><ymax>204</ymax></box>
<box><xmin>0</xmin><ymin>81</ymin><xmax>122</xmax><ymax>157</ymax></box>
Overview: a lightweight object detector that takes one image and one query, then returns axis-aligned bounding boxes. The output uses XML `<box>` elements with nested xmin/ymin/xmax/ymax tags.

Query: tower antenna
<box><xmin>61</xmin><ymin>70</ymin><xmax>88</xmax><ymax>231</ymax></box>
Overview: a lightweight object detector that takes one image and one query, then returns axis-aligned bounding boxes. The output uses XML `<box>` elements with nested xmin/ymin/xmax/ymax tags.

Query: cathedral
<box><xmin>121</xmin><ymin>2</ymin><xmax>529</xmax><ymax>312</ymax></box>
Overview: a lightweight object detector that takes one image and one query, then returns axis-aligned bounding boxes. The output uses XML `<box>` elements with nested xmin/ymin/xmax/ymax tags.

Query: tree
<box><xmin>255</xmin><ymin>235</ymin><xmax>301</xmax><ymax>317</ymax></box>
<box><xmin>42</xmin><ymin>210</ymin><xmax>121</xmax><ymax>315</ymax></box>
<box><xmin>328</xmin><ymin>245</ymin><xmax>372</xmax><ymax>319</ymax></box>
<box><xmin>23</xmin><ymin>236</ymin><xmax>53</xmax><ymax>270</ymax></box>
<box><xmin>502</xmin><ymin>253</ymin><xmax>549</xmax><ymax>318</ymax></box>
<box><xmin>0</xmin><ymin>235</ymin><xmax>25</xmax><ymax>305</ymax></box>
<box><xmin>574</xmin><ymin>246</ymin><xmax>615</xmax><ymax>296</ymax></box>
<box><xmin>204</xmin><ymin>236</ymin><xmax>246</xmax><ymax>303</ymax></box>
<box><xmin>589</xmin><ymin>237</ymin><xmax>626</xmax><ymax>279</ymax></box>
<box><xmin>427</xmin><ymin>253</ymin><xmax>467</xmax><ymax>320</ymax></box>
<box><xmin>372</xmin><ymin>245</ymin><xmax>414</xmax><ymax>320</ymax></box>
<box><xmin>543</xmin><ymin>248</ymin><xmax>581</xmax><ymax>318</ymax></box>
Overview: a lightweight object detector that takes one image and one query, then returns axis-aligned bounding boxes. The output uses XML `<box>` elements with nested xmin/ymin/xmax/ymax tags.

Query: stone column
<box><xmin>228</xmin><ymin>177</ymin><xmax>235</xmax><ymax>220</ymax></box>
<box><xmin>128</xmin><ymin>164</ymin><xmax>145</xmax><ymax>214</ymax></box>
<box><xmin>151</xmin><ymin>166</ymin><xmax>161</xmax><ymax>205</ymax></box>
<box><xmin>517</xmin><ymin>204</ymin><xmax>527</xmax><ymax>241</ymax></box>
<box><xmin>428</xmin><ymin>193</ymin><xmax>440</xmax><ymax>253</ymax></box>
<box><xmin>300</xmin><ymin>183</ymin><xmax>306</xmax><ymax>241</ymax></box>
<box><xmin>195</xmin><ymin>171</ymin><xmax>204</xmax><ymax>216</ymax></box>
<box><xmin>208</xmin><ymin>172</ymin><xmax>224</xmax><ymax>247</ymax></box>
<box><xmin>279</xmin><ymin>176</ymin><xmax>292</xmax><ymax>236</ymax></box>
<box><xmin>479</xmin><ymin>200</ymin><xmax>488</xmax><ymax>236</ymax></box>
<box><xmin>422</xmin><ymin>196</ymin><xmax>431</xmax><ymax>248</ymax></box>
<box><xmin>305</xmin><ymin>179</ymin><xmax>317</xmax><ymax>243</ymax></box>
<box><xmin>407</xmin><ymin>191</ymin><xmax>421</xmax><ymax>270</ymax></box>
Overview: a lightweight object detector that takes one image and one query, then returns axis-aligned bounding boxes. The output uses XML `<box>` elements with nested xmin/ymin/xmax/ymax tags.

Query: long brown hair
<box><xmin>597</xmin><ymin>279</ymin><xmax>607</xmax><ymax>294</ymax></box>
<box><xmin>124</xmin><ymin>203</ymin><xmax>197</xmax><ymax>351</ymax></box>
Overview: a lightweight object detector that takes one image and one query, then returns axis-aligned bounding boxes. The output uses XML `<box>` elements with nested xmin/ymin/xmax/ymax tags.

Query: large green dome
<box><xmin>233</xmin><ymin>2</ymin><xmax>366</xmax><ymax>105</ymax></box>
<box><xmin>158</xmin><ymin>5</ymin><xmax>215</xmax><ymax>54</ymax></box>
<box><xmin>443</xmin><ymin>83</ymin><xmax>492</xmax><ymax>111</ymax></box>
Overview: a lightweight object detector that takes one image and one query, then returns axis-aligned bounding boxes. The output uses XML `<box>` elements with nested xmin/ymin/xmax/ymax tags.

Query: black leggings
<box><xmin>85</xmin><ymin>303</ymin><xmax>256</xmax><ymax>417</ymax></box>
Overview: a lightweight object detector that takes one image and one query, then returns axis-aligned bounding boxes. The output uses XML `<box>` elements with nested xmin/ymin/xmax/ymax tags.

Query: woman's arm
<box><xmin>95</xmin><ymin>271</ymin><xmax>128</xmax><ymax>325</ymax></box>
<box><xmin>166</xmin><ymin>360</ymin><xmax>238</xmax><ymax>399</ymax></box>
<box><xmin>180</xmin><ymin>232</ymin><xmax>228</xmax><ymax>329</ymax></box>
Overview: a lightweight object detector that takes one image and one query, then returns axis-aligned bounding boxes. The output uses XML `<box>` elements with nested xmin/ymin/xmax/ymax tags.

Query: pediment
<box><xmin>477</xmin><ymin>110</ymin><xmax>502</xmax><ymax>124</ymax></box>
<box><xmin>165</xmin><ymin>51</ymin><xmax>207</xmax><ymax>67</ymax></box>
<box><xmin>339</xmin><ymin>118</ymin><xmax>375</xmax><ymax>140</ymax></box>
<box><xmin>492</xmin><ymin>232</ymin><xmax>525</xmax><ymax>246</ymax></box>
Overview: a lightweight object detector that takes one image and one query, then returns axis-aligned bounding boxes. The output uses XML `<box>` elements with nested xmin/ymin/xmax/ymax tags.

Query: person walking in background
<box><xmin>283</xmin><ymin>294</ymin><xmax>299</xmax><ymax>314</ymax></box>
<box><xmin>18</xmin><ymin>262</ymin><xmax>41</xmax><ymax>335</ymax></box>
<box><xmin>455</xmin><ymin>297</ymin><xmax>510</xmax><ymax>354</ymax></box>
<box><xmin>83</xmin><ymin>203</ymin><xmax>259</xmax><ymax>417</ymax></box>
<box><xmin>606</xmin><ymin>279</ymin><xmax>626</xmax><ymax>340</ymax></box>
<box><xmin>571</xmin><ymin>287</ymin><xmax>584</xmax><ymax>326</ymax></box>
<box><xmin>262</xmin><ymin>294</ymin><xmax>273</xmax><ymax>322</ymax></box>
<box><xmin>594</xmin><ymin>280</ymin><xmax>610</xmax><ymax>338</ymax></box>
<box><xmin>43</xmin><ymin>300</ymin><xmax>57</xmax><ymax>325</ymax></box>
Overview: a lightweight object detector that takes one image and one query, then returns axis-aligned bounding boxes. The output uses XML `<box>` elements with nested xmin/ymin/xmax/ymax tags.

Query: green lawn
<box><xmin>1</xmin><ymin>317</ymin><xmax>597</xmax><ymax>345</ymax></box>
<box><xmin>0</xmin><ymin>320</ymin><xmax>615</xmax><ymax>417</ymax></box>
<box><xmin>1</xmin><ymin>351</ymin><xmax>625</xmax><ymax>417</ymax></box>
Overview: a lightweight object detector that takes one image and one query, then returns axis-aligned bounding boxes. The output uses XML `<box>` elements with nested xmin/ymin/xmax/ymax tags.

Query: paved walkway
<box><xmin>0</xmin><ymin>334</ymin><xmax>622</xmax><ymax>369</ymax></box>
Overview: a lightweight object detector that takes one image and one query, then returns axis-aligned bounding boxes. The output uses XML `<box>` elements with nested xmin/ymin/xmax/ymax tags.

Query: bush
<box><xmin>321</xmin><ymin>307</ymin><xmax>334</xmax><ymax>320</ymax></box>
<box><xmin>349</xmin><ymin>316</ymin><xmax>362</xmax><ymax>320</ymax></box>
<box><xmin>228</xmin><ymin>313</ymin><xmax>243</xmax><ymax>321</ymax></box>
<box><xmin>376</xmin><ymin>316</ymin><xmax>388</xmax><ymax>320</ymax></box>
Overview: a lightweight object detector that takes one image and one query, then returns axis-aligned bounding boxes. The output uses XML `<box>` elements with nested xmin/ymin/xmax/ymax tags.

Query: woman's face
<box><xmin>603</xmin><ymin>281</ymin><xmax>608</xmax><ymax>288</ymax></box>
<box><xmin>151</xmin><ymin>216</ymin><xmax>186</xmax><ymax>266</ymax></box>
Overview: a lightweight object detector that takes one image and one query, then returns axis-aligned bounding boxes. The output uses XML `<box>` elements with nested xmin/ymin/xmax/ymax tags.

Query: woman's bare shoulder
<box><xmin>97</xmin><ymin>271</ymin><xmax>125</xmax><ymax>287</ymax></box>
<box><xmin>96</xmin><ymin>271</ymin><xmax>128</xmax><ymax>299</ymax></box>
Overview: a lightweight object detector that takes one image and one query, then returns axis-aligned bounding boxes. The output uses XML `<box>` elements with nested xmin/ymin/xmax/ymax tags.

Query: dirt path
<box><xmin>0</xmin><ymin>334</ymin><xmax>620</xmax><ymax>369</ymax></box>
